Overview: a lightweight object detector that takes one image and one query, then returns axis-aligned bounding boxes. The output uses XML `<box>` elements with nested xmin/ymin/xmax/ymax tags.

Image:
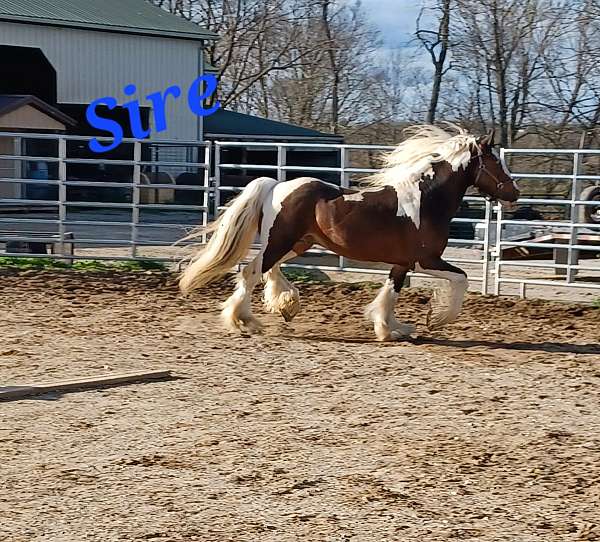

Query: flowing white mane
<box><xmin>364</xmin><ymin>123</ymin><xmax>479</xmax><ymax>188</ymax></box>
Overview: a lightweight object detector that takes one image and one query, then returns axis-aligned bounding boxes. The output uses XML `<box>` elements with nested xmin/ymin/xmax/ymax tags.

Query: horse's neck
<box><xmin>420</xmin><ymin>166</ymin><xmax>470</xmax><ymax>223</ymax></box>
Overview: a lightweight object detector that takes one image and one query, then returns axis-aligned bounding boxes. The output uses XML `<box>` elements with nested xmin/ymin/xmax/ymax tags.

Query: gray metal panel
<box><xmin>0</xmin><ymin>21</ymin><xmax>204</xmax><ymax>141</ymax></box>
<box><xmin>0</xmin><ymin>0</ymin><xmax>217</xmax><ymax>40</ymax></box>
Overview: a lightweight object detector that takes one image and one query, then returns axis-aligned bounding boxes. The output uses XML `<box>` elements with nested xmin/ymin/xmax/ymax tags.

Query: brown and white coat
<box><xmin>179</xmin><ymin>124</ymin><xmax>519</xmax><ymax>341</ymax></box>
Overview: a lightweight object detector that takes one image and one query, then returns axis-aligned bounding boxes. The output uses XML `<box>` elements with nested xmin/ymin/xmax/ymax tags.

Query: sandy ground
<box><xmin>1</xmin><ymin>269</ymin><xmax>599</xmax><ymax>542</ymax></box>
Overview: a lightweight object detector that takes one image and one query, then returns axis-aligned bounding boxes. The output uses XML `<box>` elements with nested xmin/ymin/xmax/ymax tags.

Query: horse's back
<box><xmin>271</xmin><ymin>177</ymin><xmax>342</xmax><ymax>202</ymax></box>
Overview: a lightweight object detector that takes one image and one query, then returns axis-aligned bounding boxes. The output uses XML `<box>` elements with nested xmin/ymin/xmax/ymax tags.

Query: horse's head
<box><xmin>469</xmin><ymin>131</ymin><xmax>520</xmax><ymax>203</ymax></box>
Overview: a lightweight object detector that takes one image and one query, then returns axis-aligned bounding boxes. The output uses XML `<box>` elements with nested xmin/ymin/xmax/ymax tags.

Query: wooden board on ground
<box><xmin>0</xmin><ymin>370</ymin><xmax>173</xmax><ymax>401</ymax></box>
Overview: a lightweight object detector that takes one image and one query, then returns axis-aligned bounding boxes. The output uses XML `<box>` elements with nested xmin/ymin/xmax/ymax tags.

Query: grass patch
<box><xmin>282</xmin><ymin>268</ymin><xmax>329</xmax><ymax>283</ymax></box>
<box><xmin>0</xmin><ymin>257</ymin><xmax>70</xmax><ymax>269</ymax></box>
<box><xmin>0</xmin><ymin>257</ymin><xmax>166</xmax><ymax>272</ymax></box>
<box><xmin>354</xmin><ymin>281</ymin><xmax>383</xmax><ymax>290</ymax></box>
<box><xmin>73</xmin><ymin>259</ymin><xmax>166</xmax><ymax>272</ymax></box>
<box><xmin>592</xmin><ymin>298</ymin><xmax>600</xmax><ymax>309</ymax></box>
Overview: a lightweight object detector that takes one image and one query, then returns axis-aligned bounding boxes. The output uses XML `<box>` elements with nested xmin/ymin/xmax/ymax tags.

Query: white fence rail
<box><xmin>0</xmin><ymin>132</ymin><xmax>210</xmax><ymax>262</ymax></box>
<box><xmin>1</xmin><ymin>132</ymin><xmax>599</xmax><ymax>298</ymax></box>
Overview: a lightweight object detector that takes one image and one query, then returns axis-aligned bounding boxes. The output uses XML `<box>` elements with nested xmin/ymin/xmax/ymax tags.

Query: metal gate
<box><xmin>496</xmin><ymin>149</ymin><xmax>600</xmax><ymax>296</ymax></box>
<box><xmin>0</xmin><ymin>131</ymin><xmax>210</xmax><ymax>263</ymax></box>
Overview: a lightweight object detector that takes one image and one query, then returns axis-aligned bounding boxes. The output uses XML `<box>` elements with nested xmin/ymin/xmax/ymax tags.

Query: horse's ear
<box><xmin>478</xmin><ymin>129</ymin><xmax>495</xmax><ymax>148</ymax></box>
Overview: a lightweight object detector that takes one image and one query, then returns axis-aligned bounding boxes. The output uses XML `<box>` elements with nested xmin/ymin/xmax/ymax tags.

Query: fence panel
<box><xmin>0</xmin><ymin>132</ymin><xmax>210</xmax><ymax>263</ymax></box>
<box><xmin>495</xmin><ymin>149</ymin><xmax>600</xmax><ymax>297</ymax></box>
<box><xmin>3</xmin><ymin>132</ymin><xmax>599</xmax><ymax>300</ymax></box>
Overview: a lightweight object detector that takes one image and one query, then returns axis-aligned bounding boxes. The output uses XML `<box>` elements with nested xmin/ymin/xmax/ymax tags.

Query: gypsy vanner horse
<box><xmin>178</xmin><ymin>124</ymin><xmax>520</xmax><ymax>341</ymax></box>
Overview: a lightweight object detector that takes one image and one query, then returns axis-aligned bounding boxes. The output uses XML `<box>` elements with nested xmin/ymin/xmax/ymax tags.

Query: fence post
<box><xmin>214</xmin><ymin>142</ymin><xmax>221</xmax><ymax>216</ymax></box>
<box><xmin>493</xmin><ymin>149</ymin><xmax>508</xmax><ymax>295</ymax></box>
<box><xmin>57</xmin><ymin>136</ymin><xmax>67</xmax><ymax>259</ymax></box>
<box><xmin>131</xmin><ymin>140</ymin><xmax>141</xmax><ymax>258</ymax></box>
<box><xmin>339</xmin><ymin>146</ymin><xmax>349</xmax><ymax>272</ymax></box>
<box><xmin>481</xmin><ymin>198</ymin><xmax>492</xmax><ymax>294</ymax></box>
<box><xmin>566</xmin><ymin>152</ymin><xmax>581</xmax><ymax>283</ymax></box>
<box><xmin>13</xmin><ymin>136</ymin><xmax>22</xmax><ymax>199</ymax></box>
<box><xmin>202</xmin><ymin>141</ymin><xmax>211</xmax><ymax>244</ymax></box>
<box><xmin>493</xmin><ymin>200</ymin><xmax>504</xmax><ymax>295</ymax></box>
<box><xmin>277</xmin><ymin>145</ymin><xmax>287</xmax><ymax>183</ymax></box>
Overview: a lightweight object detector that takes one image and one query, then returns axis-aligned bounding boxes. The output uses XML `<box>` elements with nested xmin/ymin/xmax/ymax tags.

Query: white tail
<box><xmin>179</xmin><ymin>177</ymin><xmax>278</xmax><ymax>294</ymax></box>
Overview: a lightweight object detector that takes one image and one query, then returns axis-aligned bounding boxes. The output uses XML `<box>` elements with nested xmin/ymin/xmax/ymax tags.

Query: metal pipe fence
<box><xmin>1</xmin><ymin>132</ymin><xmax>599</xmax><ymax>298</ymax></box>
<box><xmin>497</xmin><ymin>148</ymin><xmax>600</xmax><ymax>296</ymax></box>
<box><xmin>0</xmin><ymin>132</ymin><xmax>210</xmax><ymax>262</ymax></box>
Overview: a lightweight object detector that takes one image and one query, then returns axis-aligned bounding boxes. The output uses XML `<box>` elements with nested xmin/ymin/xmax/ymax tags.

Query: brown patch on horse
<box><xmin>261</xmin><ymin>180</ymin><xmax>419</xmax><ymax>271</ymax></box>
<box><xmin>314</xmin><ymin>186</ymin><xmax>419</xmax><ymax>263</ymax></box>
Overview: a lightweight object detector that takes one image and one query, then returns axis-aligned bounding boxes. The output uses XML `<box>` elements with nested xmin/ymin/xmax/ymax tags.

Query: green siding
<box><xmin>205</xmin><ymin>110</ymin><xmax>342</xmax><ymax>141</ymax></box>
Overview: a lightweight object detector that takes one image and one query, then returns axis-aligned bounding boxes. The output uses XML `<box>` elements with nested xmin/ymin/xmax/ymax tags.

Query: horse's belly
<box><xmin>314</xmin><ymin>197</ymin><xmax>418</xmax><ymax>264</ymax></box>
<box><xmin>323</xmin><ymin>229</ymin><xmax>416</xmax><ymax>263</ymax></box>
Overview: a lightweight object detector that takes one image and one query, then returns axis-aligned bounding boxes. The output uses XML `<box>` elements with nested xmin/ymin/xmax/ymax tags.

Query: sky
<box><xmin>357</xmin><ymin>0</ymin><xmax>428</xmax><ymax>49</ymax></box>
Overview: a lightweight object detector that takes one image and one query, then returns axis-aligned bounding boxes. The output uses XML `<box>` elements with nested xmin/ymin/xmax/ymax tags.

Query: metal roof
<box><xmin>0</xmin><ymin>0</ymin><xmax>218</xmax><ymax>41</ymax></box>
<box><xmin>0</xmin><ymin>94</ymin><xmax>76</xmax><ymax>125</ymax></box>
<box><xmin>204</xmin><ymin>110</ymin><xmax>343</xmax><ymax>142</ymax></box>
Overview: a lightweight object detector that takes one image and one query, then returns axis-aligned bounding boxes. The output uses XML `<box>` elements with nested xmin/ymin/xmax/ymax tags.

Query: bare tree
<box><xmin>319</xmin><ymin>0</ymin><xmax>340</xmax><ymax>132</ymax></box>
<box><xmin>264</xmin><ymin>0</ymin><xmax>387</xmax><ymax>136</ymax></box>
<box><xmin>416</xmin><ymin>0</ymin><xmax>452</xmax><ymax>124</ymax></box>
<box><xmin>446</xmin><ymin>0</ymin><xmax>567</xmax><ymax>146</ymax></box>
<box><xmin>149</xmin><ymin>0</ymin><xmax>325</xmax><ymax>111</ymax></box>
<box><xmin>537</xmin><ymin>0</ymin><xmax>600</xmax><ymax>147</ymax></box>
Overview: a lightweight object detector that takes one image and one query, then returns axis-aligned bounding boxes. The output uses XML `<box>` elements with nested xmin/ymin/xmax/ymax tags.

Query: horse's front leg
<box><xmin>365</xmin><ymin>264</ymin><xmax>415</xmax><ymax>341</ymax></box>
<box><xmin>415</xmin><ymin>257</ymin><xmax>468</xmax><ymax>330</ymax></box>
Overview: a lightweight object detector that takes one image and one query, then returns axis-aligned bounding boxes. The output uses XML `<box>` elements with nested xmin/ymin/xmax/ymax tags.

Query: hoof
<box><xmin>391</xmin><ymin>323</ymin><xmax>416</xmax><ymax>338</ymax></box>
<box><xmin>241</xmin><ymin>317</ymin><xmax>264</xmax><ymax>334</ymax></box>
<box><xmin>278</xmin><ymin>292</ymin><xmax>300</xmax><ymax>322</ymax></box>
<box><xmin>222</xmin><ymin>311</ymin><xmax>264</xmax><ymax>335</ymax></box>
<box><xmin>280</xmin><ymin>305</ymin><xmax>299</xmax><ymax>322</ymax></box>
<box><xmin>281</xmin><ymin>310</ymin><xmax>294</xmax><ymax>322</ymax></box>
<box><xmin>264</xmin><ymin>291</ymin><xmax>300</xmax><ymax>322</ymax></box>
<box><xmin>374</xmin><ymin>323</ymin><xmax>415</xmax><ymax>342</ymax></box>
<box><xmin>427</xmin><ymin>316</ymin><xmax>449</xmax><ymax>331</ymax></box>
<box><xmin>426</xmin><ymin>306</ymin><xmax>449</xmax><ymax>330</ymax></box>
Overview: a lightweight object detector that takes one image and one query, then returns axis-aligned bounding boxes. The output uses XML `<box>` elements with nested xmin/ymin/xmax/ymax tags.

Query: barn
<box><xmin>0</xmin><ymin>0</ymin><xmax>344</xmax><ymax>207</ymax></box>
<box><xmin>0</xmin><ymin>0</ymin><xmax>217</xmax><ymax>143</ymax></box>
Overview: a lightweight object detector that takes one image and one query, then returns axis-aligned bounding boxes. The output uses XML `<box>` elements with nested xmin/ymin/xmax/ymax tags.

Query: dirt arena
<box><xmin>1</xmin><ymin>268</ymin><xmax>599</xmax><ymax>542</ymax></box>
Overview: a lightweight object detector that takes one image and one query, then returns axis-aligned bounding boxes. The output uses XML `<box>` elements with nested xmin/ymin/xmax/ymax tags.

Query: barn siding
<box><xmin>0</xmin><ymin>21</ymin><xmax>204</xmax><ymax>141</ymax></box>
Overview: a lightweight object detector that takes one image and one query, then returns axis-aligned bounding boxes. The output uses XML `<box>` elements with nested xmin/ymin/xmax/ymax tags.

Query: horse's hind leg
<box><xmin>365</xmin><ymin>265</ymin><xmax>416</xmax><ymax>341</ymax></box>
<box><xmin>262</xmin><ymin>240</ymin><xmax>311</xmax><ymax>323</ymax></box>
<box><xmin>263</xmin><ymin>252</ymin><xmax>300</xmax><ymax>322</ymax></box>
<box><xmin>221</xmin><ymin>253</ymin><xmax>265</xmax><ymax>334</ymax></box>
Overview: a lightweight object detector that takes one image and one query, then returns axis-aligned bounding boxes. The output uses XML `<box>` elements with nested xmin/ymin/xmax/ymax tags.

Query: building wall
<box><xmin>0</xmin><ymin>105</ymin><xmax>66</xmax><ymax>131</ymax></box>
<box><xmin>0</xmin><ymin>21</ymin><xmax>204</xmax><ymax>141</ymax></box>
